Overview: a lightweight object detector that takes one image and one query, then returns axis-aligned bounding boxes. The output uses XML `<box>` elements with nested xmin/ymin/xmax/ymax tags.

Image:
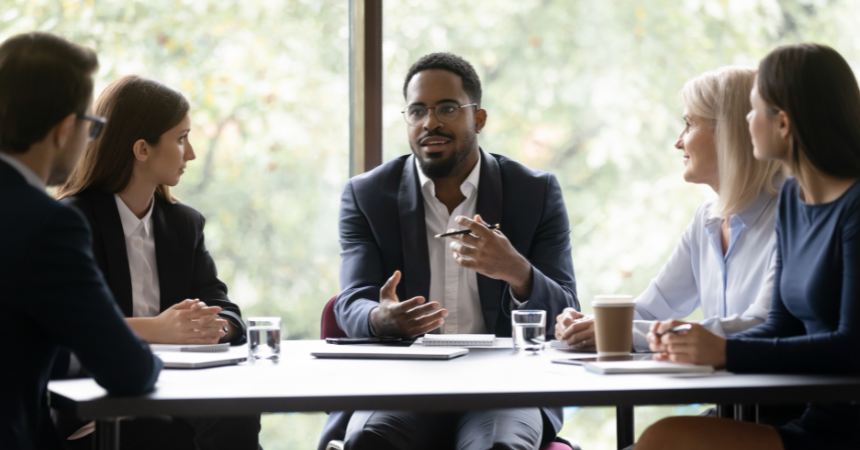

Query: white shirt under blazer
<box><xmin>114</xmin><ymin>195</ymin><xmax>161</xmax><ymax>318</ymax></box>
<box><xmin>632</xmin><ymin>190</ymin><xmax>778</xmax><ymax>351</ymax></box>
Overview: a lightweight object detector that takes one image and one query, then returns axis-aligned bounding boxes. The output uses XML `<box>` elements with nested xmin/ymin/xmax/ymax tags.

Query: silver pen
<box><xmin>655</xmin><ymin>323</ymin><xmax>693</xmax><ymax>338</ymax></box>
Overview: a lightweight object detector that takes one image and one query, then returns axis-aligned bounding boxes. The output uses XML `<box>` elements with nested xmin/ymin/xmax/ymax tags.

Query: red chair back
<box><xmin>321</xmin><ymin>295</ymin><xmax>349</xmax><ymax>339</ymax></box>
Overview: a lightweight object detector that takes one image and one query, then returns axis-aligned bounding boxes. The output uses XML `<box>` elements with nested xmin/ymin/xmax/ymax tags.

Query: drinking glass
<box><xmin>247</xmin><ymin>317</ymin><xmax>281</xmax><ymax>361</ymax></box>
<box><xmin>512</xmin><ymin>310</ymin><xmax>546</xmax><ymax>351</ymax></box>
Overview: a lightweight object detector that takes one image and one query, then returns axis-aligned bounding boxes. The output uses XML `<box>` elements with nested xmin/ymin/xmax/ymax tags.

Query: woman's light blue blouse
<box><xmin>632</xmin><ymin>190</ymin><xmax>778</xmax><ymax>351</ymax></box>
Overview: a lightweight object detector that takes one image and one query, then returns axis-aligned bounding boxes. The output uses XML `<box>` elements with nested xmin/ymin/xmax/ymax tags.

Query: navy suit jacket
<box><xmin>0</xmin><ymin>159</ymin><xmax>162</xmax><ymax>450</ymax></box>
<box><xmin>336</xmin><ymin>149</ymin><xmax>578</xmax><ymax>337</ymax></box>
<box><xmin>323</xmin><ymin>150</ymin><xmax>578</xmax><ymax>447</ymax></box>
<box><xmin>62</xmin><ymin>190</ymin><xmax>247</xmax><ymax>344</ymax></box>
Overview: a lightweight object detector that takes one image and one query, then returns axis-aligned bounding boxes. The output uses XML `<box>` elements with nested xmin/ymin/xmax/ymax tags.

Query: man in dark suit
<box><xmin>322</xmin><ymin>53</ymin><xmax>578</xmax><ymax>450</ymax></box>
<box><xmin>0</xmin><ymin>32</ymin><xmax>162</xmax><ymax>450</ymax></box>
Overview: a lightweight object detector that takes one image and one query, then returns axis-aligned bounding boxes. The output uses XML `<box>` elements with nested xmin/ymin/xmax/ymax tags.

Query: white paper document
<box><xmin>584</xmin><ymin>361</ymin><xmax>715</xmax><ymax>375</ymax></box>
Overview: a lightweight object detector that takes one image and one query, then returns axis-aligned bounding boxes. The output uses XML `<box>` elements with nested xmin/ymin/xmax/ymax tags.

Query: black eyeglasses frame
<box><xmin>76</xmin><ymin>114</ymin><xmax>107</xmax><ymax>141</ymax></box>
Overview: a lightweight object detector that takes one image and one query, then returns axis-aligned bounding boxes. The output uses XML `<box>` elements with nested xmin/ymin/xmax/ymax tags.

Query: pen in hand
<box><xmin>435</xmin><ymin>223</ymin><xmax>500</xmax><ymax>239</ymax></box>
<box><xmin>654</xmin><ymin>323</ymin><xmax>693</xmax><ymax>338</ymax></box>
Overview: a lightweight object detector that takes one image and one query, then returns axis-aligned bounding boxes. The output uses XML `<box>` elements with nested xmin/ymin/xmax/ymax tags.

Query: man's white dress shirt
<box><xmin>0</xmin><ymin>152</ymin><xmax>46</xmax><ymax>190</ymax></box>
<box><xmin>632</xmin><ymin>190</ymin><xmax>778</xmax><ymax>351</ymax></box>
<box><xmin>417</xmin><ymin>155</ymin><xmax>487</xmax><ymax>334</ymax></box>
<box><xmin>114</xmin><ymin>195</ymin><xmax>162</xmax><ymax>318</ymax></box>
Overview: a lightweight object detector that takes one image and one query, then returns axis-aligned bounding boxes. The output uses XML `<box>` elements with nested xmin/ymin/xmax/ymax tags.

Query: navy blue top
<box><xmin>726</xmin><ymin>177</ymin><xmax>860</xmax><ymax>446</ymax></box>
<box><xmin>726</xmin><ymin>177</ymin><xmax>860</xmax><ymax>373</ymax></box>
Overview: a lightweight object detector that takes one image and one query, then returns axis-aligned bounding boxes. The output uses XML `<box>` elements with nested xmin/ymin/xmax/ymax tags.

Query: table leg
<box><xmin>95</xmin><ymin>418</ymin><xmax>120</xmax><ymax>450</ymax></box>
<box><xmin>616</xmin><ymin>406</ymin><xmax>634</xmax><ymax>450</ymax></box>
<box><xmin>734</xmin><ymin>404</ymin><xmax>759</xmax><ymax>423</ymax></box>
<box><xmin>716</xmin><ymin>404</ymin><xmax>734</xmax><ymax>418</ymax></box>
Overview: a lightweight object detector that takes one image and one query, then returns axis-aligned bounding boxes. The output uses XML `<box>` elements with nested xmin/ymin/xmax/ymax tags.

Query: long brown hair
<box><xmin>56</xmin><ymin>75</ymin><xmax>190</xmax><ymax>201</ymax></box>
<box><xmin>757</xmin><ymin>44</ymin><xmax>860</xmax><ymax>179</ymax></box>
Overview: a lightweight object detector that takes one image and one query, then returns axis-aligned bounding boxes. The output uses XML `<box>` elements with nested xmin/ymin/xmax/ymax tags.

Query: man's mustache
<box><xmin>415</xmin><ymin>130</ymin><xmax>455</xmax><ymax>145</ymax></box>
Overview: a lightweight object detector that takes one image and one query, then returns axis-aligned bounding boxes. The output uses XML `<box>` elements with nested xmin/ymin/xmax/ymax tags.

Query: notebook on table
<box><xmin>156</xmin><ymin>351</ymin><xmax>247</xmax><ymax>369</ymax></box>
<box><xmin>311</xmin><ymin>346</ymin><xmax>469</xmax><ymax>360</ymax></box>
<box><xmin>583</xmin><ymin>360</ymin><xmax>715</xmax><ymax>375</ymax></box>
<box><xmin>421</xmin><ymin>334</ymin><xmax>496</xmax><ymax>347</ymax></box>
<box><xmin>150</xmin><ymin>343</ymin><xmax>230</xmax><ymax>353</ymax></box>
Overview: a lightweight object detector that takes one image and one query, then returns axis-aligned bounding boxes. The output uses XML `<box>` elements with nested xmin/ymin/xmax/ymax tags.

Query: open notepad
<box><xmin>421</xmin><ymin>334</ymin><xmax>496</xmax><ymax>347</ymax></box>
<box><xmin>584</xmin><ymin>360</ymin><xmax>715</xmax><ymax>375</ymax></box>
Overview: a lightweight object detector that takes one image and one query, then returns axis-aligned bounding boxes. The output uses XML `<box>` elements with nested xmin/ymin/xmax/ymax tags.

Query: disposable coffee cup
<box><xmin>592</xmin><ymin>295</ymin><xmax>636</xmax><ymax>357</ymax></box>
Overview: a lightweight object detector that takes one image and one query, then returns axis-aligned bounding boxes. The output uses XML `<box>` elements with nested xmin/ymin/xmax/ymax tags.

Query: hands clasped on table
<box><xmin>150</xmin><ymin>299</ymin><xmax>227</xmax><ymax>345</ymax></box>
<box><xmin>554</xmin><ymin>308</ymin><xmax>596</xmax><ymax>350</ymax></box>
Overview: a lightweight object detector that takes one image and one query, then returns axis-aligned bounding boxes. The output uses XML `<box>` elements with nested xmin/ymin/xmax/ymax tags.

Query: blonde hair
<box><xmin>681</xmin><ymin>66</ymin><xmax>785</xmax><ymax>218</ymax></box>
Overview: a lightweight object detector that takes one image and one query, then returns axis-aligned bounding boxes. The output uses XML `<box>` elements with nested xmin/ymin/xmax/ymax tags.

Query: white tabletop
<box><xmin>49</xmin><ymin>340</ymin><xmax>860</xmax><ymax>419</ymax></box>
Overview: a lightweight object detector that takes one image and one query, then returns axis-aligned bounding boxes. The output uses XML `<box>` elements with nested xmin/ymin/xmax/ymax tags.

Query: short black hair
<box><xmin>403</xmin><ymin>52</ymin><xmax>482</xmax><ymax>107</ymax></box>
<box><xmin>0</xmin><ymin>32</ymin><xmax>98</xmax><ymax>154</ymax></box>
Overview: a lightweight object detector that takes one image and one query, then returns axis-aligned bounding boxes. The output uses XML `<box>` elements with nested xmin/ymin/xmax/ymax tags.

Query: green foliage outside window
<box><xmin>4</xmin><ymin>0</ymin><xmax>860</xmax><ymax>448</ymax></box>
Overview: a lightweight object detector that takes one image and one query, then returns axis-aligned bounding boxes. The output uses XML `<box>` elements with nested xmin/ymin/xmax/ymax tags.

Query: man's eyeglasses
<box><xmin>402</xmin><ymin>101</ymin><xmax>477</xmax><ymax>126</ymax></box>
<box><xmin>76</xmin><ymin>114</ymin><xmax>107</xmax><ymax>141</ymax></box>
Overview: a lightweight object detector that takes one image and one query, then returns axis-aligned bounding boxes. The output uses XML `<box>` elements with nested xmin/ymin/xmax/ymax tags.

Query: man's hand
<box><xmin>448</xmin><ymin>214</ymin><xmax>533</xmax><ymax>298</ymax></box>
<box><xmin>369</xmin><ymin>271</ymin><xmax>448</xmax><ymax>338</ymax></box>
<box><xmin>648</xmin><ymin>320</ymin><xmax>727</xmax><ymax>368</ymax></box>
<box><xmin>150</xmin><ymin>299</ymin><xmax>227</xmax><ymax>345</ymax></box>
<box><xmin>554</xmin><ymin>308</ymin><xmax>595</xmax><ymax>349</ymax></box>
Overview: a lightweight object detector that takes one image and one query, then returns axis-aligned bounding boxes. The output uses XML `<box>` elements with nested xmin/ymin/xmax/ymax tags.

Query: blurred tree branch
<box><xmin>190</xmin><ymin>114</ymin><xmax>234</xmax><ymax>195</ymax></box>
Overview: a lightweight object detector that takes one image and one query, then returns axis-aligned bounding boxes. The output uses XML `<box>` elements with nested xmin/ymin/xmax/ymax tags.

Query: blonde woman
<box><xmin>556</xmin><ymin>67</ymin><xmax>784</xmax><ymax>352</ymax></box>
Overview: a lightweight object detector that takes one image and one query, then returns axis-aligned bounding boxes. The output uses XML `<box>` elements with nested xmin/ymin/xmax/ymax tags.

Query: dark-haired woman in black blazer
<box><xmin>56</xmin><ymin>75</ymin><xmax>260</xmax><ymax>450</ymax></box>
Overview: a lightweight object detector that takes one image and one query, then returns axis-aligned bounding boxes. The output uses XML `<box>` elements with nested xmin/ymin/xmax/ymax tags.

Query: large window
<box><xmin>2</xmin><ymin>0</ymin><xmax>348</xmax><ymax>447</ymax></box>
<box><xmin>2</xmin><ymin>0</ymin><xmax>350</xmax><ymax>340</ymax></box>
<box><xmin>7</xmin><ymin>0</ymin><xmax>860</xmax><ymax>448</ymax></box>
<box><xmin>382</xmin><ymin>0</ymin><xmax>860</xmax><ymax>447</ymax></box>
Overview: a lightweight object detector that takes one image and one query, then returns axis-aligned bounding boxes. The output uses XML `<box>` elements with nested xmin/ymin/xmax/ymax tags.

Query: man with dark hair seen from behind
<box><xmin>322</xmin><ymin>52</ymin><xmax>579</xmax><ymax>450</ymax></box>
<box><xmin>0</xmin><ymin>32</ymin><xmax>162</xmax><ymax>449</ymax></box>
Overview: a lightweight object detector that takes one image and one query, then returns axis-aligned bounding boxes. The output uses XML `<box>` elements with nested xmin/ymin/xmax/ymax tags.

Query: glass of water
<box><xmin>512</xmin><ymin>310</ymin><xmax>546</xmax><ymax>352</ymax></box>
<box><xmin>247</xmin><ymin>317</ymin><xmax>281</xmax><ymax>361</ymax></box>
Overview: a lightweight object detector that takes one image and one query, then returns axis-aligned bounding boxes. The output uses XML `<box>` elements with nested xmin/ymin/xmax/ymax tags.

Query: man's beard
<box><xmin>412</xmin><ymin>131</ymin><xmax>477</xmax><ymax>179</ymax></box>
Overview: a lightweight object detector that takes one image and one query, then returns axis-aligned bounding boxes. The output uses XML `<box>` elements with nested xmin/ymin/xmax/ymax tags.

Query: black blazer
<box><xmin>323</xmin><ymin>150</ymin><xmax>578</xmax><ymax>447</ymax></box>
<box><xmin>62</xmin><ymin>190</ymin><xmax>247</xmax><ymax>344</ymax></box>
<box><xmin>0</xmin><ymin>159</ymin><xmax>162</xmax><ymax>450</ymax></box>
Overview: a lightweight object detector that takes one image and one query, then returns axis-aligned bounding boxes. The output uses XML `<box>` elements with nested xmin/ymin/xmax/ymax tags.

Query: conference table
<box><xmin>49</xmin><ymin>340</ymin><xmax>860</xmax><ymax>450</ymax></box>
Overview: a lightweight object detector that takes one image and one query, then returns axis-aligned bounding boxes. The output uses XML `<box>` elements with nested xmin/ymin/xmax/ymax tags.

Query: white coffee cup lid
<box><xmin>592</xmin><ymin>295</ymin><xmax>635</xmax><ymax>307</ymax></box>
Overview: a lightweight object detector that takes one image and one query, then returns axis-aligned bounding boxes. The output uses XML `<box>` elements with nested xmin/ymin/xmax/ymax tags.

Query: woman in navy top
<box><xmin>636</xmin><ymin>44</ymin><xmax>860</xmax><ymax>450</ymax></box>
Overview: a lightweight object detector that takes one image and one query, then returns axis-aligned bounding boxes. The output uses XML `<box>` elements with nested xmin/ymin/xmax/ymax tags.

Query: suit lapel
<box><xmin>475</xmin><ymin>149</ymin><xmax>505</xmax><ymax>333</ymax></box>
<box><xmin>398</xmin><ymin>155</ymin><xmax>431</xmax><ymax>301</ymax></box>
<box><xmin>153</xmin><ymin>198</ymin><xmax>181</xmax><ymax>312</ymax></box>
<box><xmin>90</xmin><ymin>192</ymin><xmax>135</xmax><ymax>317</ymax></box>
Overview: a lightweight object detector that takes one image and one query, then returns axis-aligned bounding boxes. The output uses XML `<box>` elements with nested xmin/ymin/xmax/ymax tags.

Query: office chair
<box><xmin>320</xmin><ymin>296</ymin><xmax>579</xmax><ymax>450</ymax></box>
